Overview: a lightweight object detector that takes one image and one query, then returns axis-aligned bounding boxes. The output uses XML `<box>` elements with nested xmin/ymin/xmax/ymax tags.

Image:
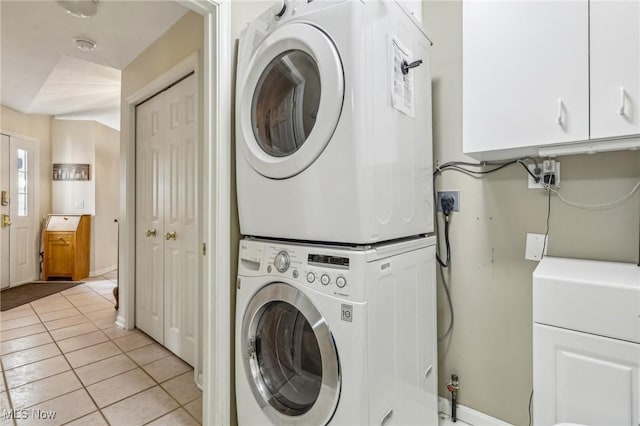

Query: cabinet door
<box><xmin>463</xmin><ymin>0</ymin><xmax>589</xmax><ymax>158</ymax></box>
<box><xmin>47</xmin><ymin>234</ymin><xmax>74</xmax><ymax>276</ymax></box>
<box><xmin>590</xmin><ymin>0</ymin><xmax>640</xmax><ymax>139</ymax></box>
<box><xmin>533</xmin><ymin>324</ymin><xmax>639</xmax><ymax>425</ymax></box>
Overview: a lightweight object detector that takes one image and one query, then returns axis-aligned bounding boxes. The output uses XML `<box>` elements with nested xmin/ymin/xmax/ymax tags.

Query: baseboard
<box><xmin>115</xmin><ymin>315</ymin><xmax>126</xmax><ymax>329</ymax></box>
<box><xmin>90</xmin><ymin>265</ymin><xmax>117</xmax><ymax>277</ymax></box>
<box><xmin>438</xmin><ymin>397</ymin><xmax>513</xmax><ymax>426</ymax></box>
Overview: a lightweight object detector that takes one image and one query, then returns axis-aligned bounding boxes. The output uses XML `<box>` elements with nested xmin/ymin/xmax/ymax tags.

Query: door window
<box><xmin>251</xmin><ymin>50</ymin><xmax>321</xmax><ymax>157</ymax></box>
<box><xmin>254</xmin><ymin>301</ymin><xmax>322</xmax><ymax>416</ymax></box>
<box><xmin>16</xmin><ymin>149</ymin><xmax>27</xmax><ymax>216</ymax></box>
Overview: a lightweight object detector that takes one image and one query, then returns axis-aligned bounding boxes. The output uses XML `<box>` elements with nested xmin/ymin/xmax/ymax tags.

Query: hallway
<box><xmin>0</xmin><ymin>274</ymin><xmax>202</xmax><ymax>425</ymax></box>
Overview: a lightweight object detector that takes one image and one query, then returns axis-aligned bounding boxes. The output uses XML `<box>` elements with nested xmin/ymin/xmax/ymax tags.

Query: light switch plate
<box><xmin>525</xmin><ymin>233</ymin><xmax>548</xmax><ymax>261</ymax></box>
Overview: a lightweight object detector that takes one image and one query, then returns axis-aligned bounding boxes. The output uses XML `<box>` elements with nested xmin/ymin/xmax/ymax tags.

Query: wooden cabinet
<box><xmin>463</xmin><ymin>0</ymin><xmax>640</xmax><ymax>160</ymax></box>
<box><xmin>43</xmin><ymin>215</ymin><xmax>90</xmax><ymax>281</ymax></box>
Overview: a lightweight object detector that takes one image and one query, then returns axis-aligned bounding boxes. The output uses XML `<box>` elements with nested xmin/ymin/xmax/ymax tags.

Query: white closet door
<box><xmin>136</xmin><ymin>94</ymin><xmax>165</xmax><ymax>344</ymax></box>
<box><xmin>162</xmin><ymin>74</ymin><xmax>198</xmax><ymax>366</ymax></box>
<box><xmin>135</xmin><ymin>74</ymin><xmax>198</xmax><ymax>366</ymax></box>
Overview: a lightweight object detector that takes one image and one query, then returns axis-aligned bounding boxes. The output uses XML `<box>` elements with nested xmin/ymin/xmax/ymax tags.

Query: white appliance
<box><xmin>235</xmin><ymin>236</ymin><xmax>438</xmax><ymax>425</ymax></box>
<box><xmin>235</xmin><ymin>0</ymin><xmax>434</xmax><ymax>244</ymax></box>
<box><xmin>533</xmin><ymin>257</ymin><xmax>640</xmax><ymax>426</ymax></box>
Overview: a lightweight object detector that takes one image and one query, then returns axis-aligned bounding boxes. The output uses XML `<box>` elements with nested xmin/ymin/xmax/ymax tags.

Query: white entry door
<box><xmin>135</xmin><ymin>74</ymin><xmax>199</xmax><ymax>366</ymax></box>
<box><xmin>0</xmin><ymin>133</ymin><xmax>38</xmax><ymax>289</ymax></box>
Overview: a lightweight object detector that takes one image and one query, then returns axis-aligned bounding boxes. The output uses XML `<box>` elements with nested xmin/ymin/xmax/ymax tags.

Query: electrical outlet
<box><xmin>437</xmin><ymin>191</ymin><xmax>460</xmax><ymax>212</ymax></box>
<box><xmin>528</xmin><ymin>162</ymin><xmax>560</xmax><ymax>189</ymax></box>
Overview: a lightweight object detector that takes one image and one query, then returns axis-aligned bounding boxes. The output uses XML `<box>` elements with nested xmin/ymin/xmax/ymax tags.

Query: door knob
<box><xmin>1</xmin><ymin>191</ymin><xmax>8</xmax><ymax>206</ymax></box>
<box><xmin>146</xmin><ymin>228</ymin><xmax>157</xmax><ymax>237</ymax></box>
<box><xmin>2</xmin><ymin>214</ymin><xmax>10</xmax><ymax>227</ymax></box>
<box><xmin>165</xmin><ymin>231</ymin><xmax>177</xmax><ymax>241</ymax></box>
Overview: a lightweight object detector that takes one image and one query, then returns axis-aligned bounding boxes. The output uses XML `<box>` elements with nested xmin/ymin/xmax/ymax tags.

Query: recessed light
<box><xmin>74</xmin><ymin>37</ymin><xmax>97</xmax><ymax>51</ymax></box>
<box><xmin>57</xmin><ymin>0</ymin><xmax>99</xmax><ymax>18</ymax></box>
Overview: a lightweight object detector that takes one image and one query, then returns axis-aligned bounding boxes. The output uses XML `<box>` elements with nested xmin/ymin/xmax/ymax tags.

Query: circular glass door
<box><xmin>237</xmin><ymin>23</ymin><xmax>344</xmax><ymax>179</ymax></box>
<box><xmin>242</xmin><ymin>283</ymin><xmax>341</xmax><ymax>425</ymax></box>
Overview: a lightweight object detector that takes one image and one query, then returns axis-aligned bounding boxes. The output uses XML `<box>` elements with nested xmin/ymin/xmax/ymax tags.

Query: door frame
<box><xmin>0</xmin><ymin>131</ymin><xmax>41</xmax><ymax>287</ymax></box>
<box><xmin>118</xmin><ymin>2</ymin><xmax>232</xmax><ymax>425</ymax></box>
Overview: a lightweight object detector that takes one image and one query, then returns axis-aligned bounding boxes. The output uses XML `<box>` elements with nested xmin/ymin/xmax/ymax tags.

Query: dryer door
<box><xmin>238</xmin><ymin>23</ymin><xmax>344</xmax><ymax>179</ymax></box>
<box><xmin>242</xmin><ymin>282</ymin><xmax>341</xmax><ymax>425</ymax></box>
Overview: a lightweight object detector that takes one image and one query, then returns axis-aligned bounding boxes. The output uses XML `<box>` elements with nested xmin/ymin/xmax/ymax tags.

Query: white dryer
<box><xmin>235</xmin><ymin>0</ymin><xmax>434</xmax><ymax>244</ymax></box>
<box><xmin>235</xmin><ymin>236</ymin><xmax>438</xmax><ymax>425</ymax></box>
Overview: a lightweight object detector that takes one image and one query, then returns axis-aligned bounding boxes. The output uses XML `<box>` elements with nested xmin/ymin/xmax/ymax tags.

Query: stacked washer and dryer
<box><xmin>234</xmin><ymin>1</ymin><xmax>438</xmax><ymax>424</ymax></box>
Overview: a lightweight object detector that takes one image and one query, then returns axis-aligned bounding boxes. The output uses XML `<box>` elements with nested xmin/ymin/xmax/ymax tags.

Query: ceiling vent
<box><xmin>74</xmin><ymin>37</ymin><xmax>97</xmax><ymax>52</ymax></box>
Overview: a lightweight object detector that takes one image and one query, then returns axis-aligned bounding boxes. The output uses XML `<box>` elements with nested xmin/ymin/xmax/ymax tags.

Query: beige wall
<box><xmin>94</xmin><ymin>123</ymin><xmax>120</xmax><ymax>274</ymax></box>
<box><xmin>0</xmin><ymin>106</ymin><xmax>52</xmax><ymax>223</ymax></box>
<box><xmin>423</xmin><ymin>2</ymin><xmax>640</xmax><ymax>424</ymax></box>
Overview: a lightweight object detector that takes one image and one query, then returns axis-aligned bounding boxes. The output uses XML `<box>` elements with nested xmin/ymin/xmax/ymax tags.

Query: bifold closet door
<box><xmin>135</xmin><ymin>74</ymin><xmax>198</xmax><ymax>366</ymax></box>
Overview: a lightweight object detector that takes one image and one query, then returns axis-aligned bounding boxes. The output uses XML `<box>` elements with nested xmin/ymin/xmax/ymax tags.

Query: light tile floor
<box><xmin>0</xmin><ymin>274</ymin><xmax>202</xmax><ymax>426</ymax></box>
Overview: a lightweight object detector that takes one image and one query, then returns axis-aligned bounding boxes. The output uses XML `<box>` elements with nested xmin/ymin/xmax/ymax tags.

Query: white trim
<box><xmin>119</xmin><ymin>2</ymin><xmax>231</xmax><ymax>426</ymax></box>
<box><xmin>89</xmin><ymin>264</ymin><xmax>117</xmax><ymax>277</ymax></box>
<box><xmin>438</xmin><ymin>397</ymin><xmax>514</xmax><ymax>426</ymax></box>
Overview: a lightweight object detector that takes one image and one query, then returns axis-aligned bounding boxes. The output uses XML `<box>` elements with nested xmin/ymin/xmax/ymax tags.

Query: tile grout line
<box><xmin>28</xmin><ymin>278</ymin><xmax>113</xmax><ymax>426</ymax></box>
<box><xmin>0</xmin><ymin>356</ymin><xmax>17</xmax><ymax>426</ymax></box>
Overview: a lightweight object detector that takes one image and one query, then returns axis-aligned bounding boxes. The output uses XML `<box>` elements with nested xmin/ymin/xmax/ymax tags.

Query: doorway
<box><xmin>0</xmin><ymin>133</ymin><xmax>39</xmax><ymax>289</ymax></box>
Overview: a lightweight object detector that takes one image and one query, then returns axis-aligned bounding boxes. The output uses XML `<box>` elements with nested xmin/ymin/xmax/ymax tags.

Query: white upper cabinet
<box><xmin>463</xmin><ymin>0</ymin><xmax>640</xmax><ymax>160</ymax></box>
<box><xmin>590</xmin><ymin>0</ymin><xmax>640</xmax><ymax>139</ymax></box>
<box><xmin>463</xmin><ymin>0</ymin><xmax>589</xmax><ymax>159</ymax></box>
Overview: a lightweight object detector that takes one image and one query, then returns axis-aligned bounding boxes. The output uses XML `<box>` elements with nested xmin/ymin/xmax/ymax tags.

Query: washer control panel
<box><xmin>261</xmin><ymin>243</ymin><xmax>352</xmax><ymax>298</ymax></box>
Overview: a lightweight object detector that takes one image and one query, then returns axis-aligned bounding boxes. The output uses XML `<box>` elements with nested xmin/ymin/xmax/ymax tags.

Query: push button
<box><xmin>336</xmin><ymin>276</ymin><xmax>346</xmax><ymax>288</ymax></box>
<box><xmin>306</xmin><ymin>272</ymin><xmax>315</xmax><ymax>283</ymax></box>
<box><xmin>320</xmin><ymin>274</ymin><xmax>330</xmax><ymax>286</ymax></box>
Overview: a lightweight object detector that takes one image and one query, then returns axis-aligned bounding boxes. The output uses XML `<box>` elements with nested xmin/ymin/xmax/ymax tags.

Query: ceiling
<box><xmin>1</xmin><ymin>1</ymin><xmax>189</xmax><ymax>130</ymax></box>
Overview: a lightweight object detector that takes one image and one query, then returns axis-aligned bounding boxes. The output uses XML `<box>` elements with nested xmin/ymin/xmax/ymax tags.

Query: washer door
<box><xmin>242</xmin><ymin>283</ymin><xmax>341</xmax><ymax>425</ymax></box>
<box><xmin>238</xmin><ymin>23</ymin><xmax>344</xmax><ymax>179</ymax></box>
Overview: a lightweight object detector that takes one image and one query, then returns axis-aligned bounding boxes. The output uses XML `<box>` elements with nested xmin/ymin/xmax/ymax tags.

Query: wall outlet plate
<box><xmin>525</xmin><ymin>233</ymin><xmax>548</xmax><ymax>261</ymax></box>
<box><xmin>436</xmin><ymin>191</ymin><xmax>460</xmax><ymax>212</ymax></box>
<box><xmin>528</xmin><ymin>162</ymin><xmax>560</xmax><ymax>189</ymax></box>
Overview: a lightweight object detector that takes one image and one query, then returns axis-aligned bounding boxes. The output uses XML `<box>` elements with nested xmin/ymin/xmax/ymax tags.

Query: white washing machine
<box><xmin>533</xmin><ymin>257</ymin><xmax>640</xmax><ymax>426</ymax></box>
<box><xmin>235</xmin><ymin>236</ymin><xmax>438</xmax><ymax>425</ymax></box>
<box><xmin>235</xmin><ymin>0</ymin><xmax>434</xmax><ymax>244</ymax></box>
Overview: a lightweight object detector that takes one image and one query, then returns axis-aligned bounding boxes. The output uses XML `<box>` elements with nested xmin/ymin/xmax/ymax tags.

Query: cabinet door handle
<box><xmin>619</xmin><ymin>86</ymin><xmax>626</xmax><ymax>116</ymax></box>
<box><xmin>557</xmin><ymin>99</ymin><xmax>564</xmax><ymax>126</ymax></box>
<box><xmin>146</xmin><ymin>228</ymin><xmax>157</xmax><ymax>238</ymax></box>
<box><xmin>165</xmin><ymin>231</ymin><xmax>177</xmax><ymax>241</ymax></box>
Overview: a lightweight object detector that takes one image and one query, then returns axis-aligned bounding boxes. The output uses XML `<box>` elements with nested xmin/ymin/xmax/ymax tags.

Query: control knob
<box><xmin>274</xmin><ymin>251</ymin><xmax>290</xmax><ymax>273</ymax></box>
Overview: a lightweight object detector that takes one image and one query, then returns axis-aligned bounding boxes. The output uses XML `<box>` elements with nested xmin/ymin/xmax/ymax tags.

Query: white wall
<box><xmin>51</xmin><ymin>119</ymin><xmax>95</xmax><ymax>215</ymax></box>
